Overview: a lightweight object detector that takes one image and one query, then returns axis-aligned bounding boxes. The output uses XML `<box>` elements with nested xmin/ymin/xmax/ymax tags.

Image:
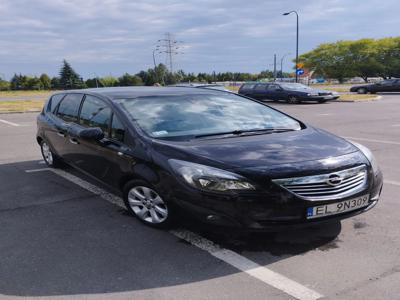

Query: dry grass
<box><xmin>338</xmin><ymin>94</ymin><xmax>377</xmax><ymax>101</ymax></box>
<box><xmin>0</xmin><ymin>100</ymin><xmax>45</xmax><ymax>113</ymax></box>
<box><xmin>0</xmin><ymin>90</ymin><xmax>53</xmax><ymax>98</ymax></box>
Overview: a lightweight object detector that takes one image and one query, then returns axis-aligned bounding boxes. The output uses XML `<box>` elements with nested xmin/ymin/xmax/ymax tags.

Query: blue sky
<box><xmin>0</xmin><ymin>0</ymin><xmax>399</xmax><ymax>79</ymax></box>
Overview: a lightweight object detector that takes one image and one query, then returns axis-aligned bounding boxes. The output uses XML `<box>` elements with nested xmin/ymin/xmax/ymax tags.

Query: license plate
<box><xmin>307</xmin><ymin>194</ymin><xmax>369</xmax><ymax>219</ymax></box>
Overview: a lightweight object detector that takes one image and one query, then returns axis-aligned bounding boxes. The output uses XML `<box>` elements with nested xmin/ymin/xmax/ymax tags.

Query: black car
<box><xmin>350</xmin><ymin>79</ymin><xmax>400</xmax><ymax>94</ymax></box>
<box><xmin>37</xmin><ymin>87</ymin><xmax>382</xmax><ymax>230</ymax></box>
<box><xmin>239</xmin><ymin>82</ymin><xmax>340</xmax><ymax>104</ymax></box>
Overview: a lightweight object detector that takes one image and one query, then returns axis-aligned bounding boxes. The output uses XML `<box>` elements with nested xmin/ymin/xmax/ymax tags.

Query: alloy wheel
<box><xmin>127</xmin><ymin>186</ymin><xmax>168</xmax><ymax>224</ymax></box>
<box><xmin>41</xmin><ymin>142</ymin><xmax>53</xmax><ymax>165</ymax></box>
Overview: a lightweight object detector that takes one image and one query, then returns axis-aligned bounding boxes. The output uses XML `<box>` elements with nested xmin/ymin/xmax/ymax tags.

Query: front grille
<box><xmin>272</xmin><ymin>165</ymin><xmax>368</xmax><ymax>201</ymax></box>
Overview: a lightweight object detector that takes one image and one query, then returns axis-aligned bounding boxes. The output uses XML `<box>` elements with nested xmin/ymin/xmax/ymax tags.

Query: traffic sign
<box><xmin>296</xmin><ymin>63</ymin><xmax>304</xmax><ymax>69</ymax></box>
<box><xmin>296</xmin><ymin>69</ymin><xmax>304</xmax><ymax>75</ymax></box>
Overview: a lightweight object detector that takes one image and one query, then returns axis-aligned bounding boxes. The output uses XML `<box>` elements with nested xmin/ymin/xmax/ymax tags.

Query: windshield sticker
<box><xmin>152</xmin><ymin>130</ymin><xmax>168</xmax><ymax>136</ymax></box>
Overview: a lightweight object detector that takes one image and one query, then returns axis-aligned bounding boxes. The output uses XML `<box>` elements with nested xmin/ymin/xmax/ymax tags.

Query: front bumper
<box><xmin>168</xmin><ymin>168</ymin><xmax>383</xmax><ymax>231</ymax></box>
<box><xmin>299</xmin><ymin>95</ymin><xmax>339</xmax><ymax>101</ymax></box>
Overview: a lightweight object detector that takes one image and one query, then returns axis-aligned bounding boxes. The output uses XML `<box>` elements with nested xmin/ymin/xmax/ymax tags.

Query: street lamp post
<box><xmin>283</xmin><ymin>10</ymin><xmax>299</xmax><ymax>83</ymax></box>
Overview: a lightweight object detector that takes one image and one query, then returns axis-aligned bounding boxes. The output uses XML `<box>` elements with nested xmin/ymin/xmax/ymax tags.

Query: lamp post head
<box><xmin>283</xmin><ymin>12</ymin><xmax>290</xmax><ymax>15</ymax></box>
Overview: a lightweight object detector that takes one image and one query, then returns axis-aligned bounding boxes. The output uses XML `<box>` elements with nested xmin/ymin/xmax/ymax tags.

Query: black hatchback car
<box><xmin>239</xmin><ymin>82</ymin><xmax>339</xmax><ymax>104</ymax></box>
<box><xmin>37</xmin><ymin>87</ymin><xmax>382</xmax><ymax>230</ymax></box>
<box><xmin>350</xmin><ymin>79</ymin><xmax>400</xmax><ymax>94</ymax></box>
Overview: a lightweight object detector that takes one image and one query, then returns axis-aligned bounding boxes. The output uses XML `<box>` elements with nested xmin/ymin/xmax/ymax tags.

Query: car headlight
<box><xmin>350</xmin><ymin>141</ymin><xmax>379</xmax><ymax>173</ymax></box>
<box><xmin>168</xmin><ymin>159</ymin><xmax>255</xmax><ymax>192</ymax></box>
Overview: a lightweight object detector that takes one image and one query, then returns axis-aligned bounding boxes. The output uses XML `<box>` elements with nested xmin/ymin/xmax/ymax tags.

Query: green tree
<box><xmin>39</xmin><ymin>73</ymin><xmax>52</xmax><ymax>90</ymax></box>
<box><xmin>59</xmin><ymin>60</ymin><xmax>84</xmax><ymax>89</ymax></box>
<box><xmin>0</xmin><ymin>79</ymin><xmax>10</xmax><ymax>91</ymax></box>
<box><xmin>99</xmin><ymin>76</ymin><xmax>118</xmax><ymax>87</ymax></box>
<box><xmin>118</xmin><ymin>73</ymin><xmax>143</xmax><ymax>86</ymax></box>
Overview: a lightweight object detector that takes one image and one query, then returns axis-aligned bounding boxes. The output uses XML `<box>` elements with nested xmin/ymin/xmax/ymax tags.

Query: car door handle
<box><xmin>69</xmin><ymin>138</ymin><xmax>79</xmax><ymax>145</ymax></box>
<box><xmin>57</xmin><ymin>131</ymin><xmax>66</xmax><ymax>137</ymax></box>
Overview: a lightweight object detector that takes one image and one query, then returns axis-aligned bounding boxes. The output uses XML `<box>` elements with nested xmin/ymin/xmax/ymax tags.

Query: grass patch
<box><xmin>0</xmin><ymin>90</ymin><xmax>53</xmax><ymax>99</ymax></box>
<box><xmin>226</xmin><ymin>86</ymin><xmax>239</xmax><ymax>92</ymax></box>
<box><xmin>0</xmin><ymin>100</ymin><xmax>45</xmax><ymax>113</ymax></box>
<box><xmin>338</xmin><ymin>94</ymin><xmax>377</xmax><ymax>101</ymax></box>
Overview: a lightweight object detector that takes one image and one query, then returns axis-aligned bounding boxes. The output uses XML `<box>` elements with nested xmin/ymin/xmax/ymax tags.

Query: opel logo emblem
<box><xmin>326</xmin><ymin>174</ymin><xmax>343</xmax><ymax>186</ymax></box>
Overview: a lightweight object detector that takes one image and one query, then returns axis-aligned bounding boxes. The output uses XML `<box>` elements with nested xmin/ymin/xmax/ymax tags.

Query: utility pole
<box><xmin>283</xmin><ymin>11</ymin><xmax>299</xmax><ymax>82</ymax></box>
<box><xmin>273</xmin><ymin>54</ymin><xmax>277</xmax><ymax>82</ymax></box>
<box><xmin>157</xmin><ymin>32</ymin><xmax>183</xmax><ymax>73</ymax></box>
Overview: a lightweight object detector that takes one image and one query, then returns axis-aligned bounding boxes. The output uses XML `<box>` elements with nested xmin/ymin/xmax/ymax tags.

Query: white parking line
<box><xmin>385</xmin><ymin>180</ymin><xmax>400</xmax><ymax>187</ymax></box>
<box><xmin>0</xmin><ymin>119</ymin><xmax>20</xmax><ymax>127</ymax></box>
<box><xmin>24</xmin><ymin>167</ymin><xmax>323</xmax><ymax>300</ymax></box>
<box><xmin>344</xmin><ymin>136</ymin><xmax>400</xmax><ymax>146</ymax></box>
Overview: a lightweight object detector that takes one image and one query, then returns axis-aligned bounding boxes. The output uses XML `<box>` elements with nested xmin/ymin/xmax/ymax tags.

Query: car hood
<box><xmin>151</xmin><ymin>126</ymin><xmax>358</xmax><ymax>170</ymax></box>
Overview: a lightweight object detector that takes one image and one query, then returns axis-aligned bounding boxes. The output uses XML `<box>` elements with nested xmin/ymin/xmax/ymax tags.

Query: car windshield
<box><xmin>118</xmin><ymin>93</ymin><xmax>301</xmax><ymax>140</ymax></box>
<box><xmin>279</xmin><ymin>83</ymin><xmax>313</xmax><ymax>91</ymax></box>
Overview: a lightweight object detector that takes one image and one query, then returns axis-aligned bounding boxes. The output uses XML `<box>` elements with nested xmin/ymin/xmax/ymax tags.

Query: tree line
<box><xmin>299</xmin><ymin>37</ymin><xmax>400</xmax><ymax>83</ymax></box>
<box><xmin>0</xmin><ymin>59</ymin><xmax>289</xmax><ymax>91</ymax></box>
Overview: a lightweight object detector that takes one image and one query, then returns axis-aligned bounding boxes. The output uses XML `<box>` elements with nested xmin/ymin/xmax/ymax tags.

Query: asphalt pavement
<box><xmin>0</xmin><ymin>94</ymin><xmax>399</xmax><ymax>300</ymax></box>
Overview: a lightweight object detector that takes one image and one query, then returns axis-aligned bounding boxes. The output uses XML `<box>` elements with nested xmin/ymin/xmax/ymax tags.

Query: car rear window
<box><xmin>241</xmin><ymin>84</ymin><xmax>255</xmax><ymax>90</ymax></box>
<box><xmin>56</xmin><ymin>94</ymin><xmax>84</xmax><ymax>123</ymax></box>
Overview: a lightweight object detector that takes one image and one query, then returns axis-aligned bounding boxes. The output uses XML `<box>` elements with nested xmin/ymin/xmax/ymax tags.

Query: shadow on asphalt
<box><xmin>0</xmin><ymin>160</ymin><xmax>341</xmax><ymax>297</ymax></box>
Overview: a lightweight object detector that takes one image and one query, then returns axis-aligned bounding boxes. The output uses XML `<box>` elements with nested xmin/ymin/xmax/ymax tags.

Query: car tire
<box><xmin>287</xmin><ymin>95</ymin><xmax>300</xmax><ymax>104</ymax></box>
<box><xmin>40</xmin><ymin>140</ymin><xmax>63</xmax><ymax>168</ymax></box>
<box><xmin>123</xmin><ymin>180</ymin><xmax>175</xmax><ymax>229</ymax></box>
<box><xmin>357</xmin><ymin>88</ymin><xmax>367</xmax><ymax>94</ymax></box>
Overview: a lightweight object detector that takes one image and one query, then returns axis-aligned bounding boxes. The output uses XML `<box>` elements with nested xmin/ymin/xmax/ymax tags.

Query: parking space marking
<box><xmin>391</xmin><ymin>124</ymin><xmax>400</xmax><ymax>127</ymax></box>
<box><xmin>344</xmin><ymin>136</ymin><xmax>400</xmax><ymax>146</ymax></box>
<box><xmin>385</xmin><ymin>180</ymin><xmax>400</xmax><ymax>187</ymax></box>
<box><xmin>172</xmin><ymin>230</ymin><xmax>323</xmax><ymax>300</ymax></box>
<box><xmin>24</xmin><ymin>167</ymin><xmax>323</xmax><ymax>300</ymax></box>
<box><xmin>0</xmin><ymin>119</ymin><xmax>20</xmax><ymax>127</ymax></box>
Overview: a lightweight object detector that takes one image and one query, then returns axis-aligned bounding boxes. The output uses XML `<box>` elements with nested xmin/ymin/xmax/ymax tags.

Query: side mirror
<box><xmin>78</xmin><ymin>127</ymin><xmax>105</xmax><ymax>141</ymax></box>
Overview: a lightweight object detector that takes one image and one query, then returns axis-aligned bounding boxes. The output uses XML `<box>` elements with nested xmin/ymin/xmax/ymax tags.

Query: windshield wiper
<box><xmin>194</xmin><ymin>128</ymin><xmax>296</xmax><ymax>139</ymax></box>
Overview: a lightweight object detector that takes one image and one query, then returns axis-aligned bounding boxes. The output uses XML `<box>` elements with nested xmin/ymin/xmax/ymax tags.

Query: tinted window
<box><xmin>119</xmin><ymin>93</ymin><xmax>301</xmax><ymax>139</ymax></box>
<box><xmin>47</xmin><ymin>94</ymin><xmax>65</xmax><ymax>113</ymax></box>
<box><xmin>111</xmin><ymin>114</ymin><xmax>125</xmax><ymax>142</ymax></box>
<box><xmin>79</xmin><ymin>95</ymin><xmax>111</xmax><ymax>136</ymax></box>
<box><xmin>56</xmin><ymin>94</ymin><xmax>83</xmax><ymax>123</ymax></box>
<box><xmin>267</xmin><ymin>84</ymin><xmax>280</xmax><ymax>90</ymax></box>
<box><xmin>242</xmin><ymin>84</ymin><xmax>255</xmax><ymax>90</ymax></box>
<box><xmin>254</xmin><ymin>84</ymin><xmax>267</xmax><ymax>91</ymax></box>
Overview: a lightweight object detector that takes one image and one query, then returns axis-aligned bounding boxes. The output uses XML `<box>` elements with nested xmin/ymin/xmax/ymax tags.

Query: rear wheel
<box><xmin>40</xmin><ymin>140</ymin><xmax>62</xmax><ymax>168</ymax></box>
<box><xmin>123</xmin><ymin>180</ymin><xmax>175</xmax><ymax>228</ymax></box>
<box><xmin>357</xmin><ymin>88</ymin><xmax>367</xmax><ymax>94</ymax></box>
<box><xmin>287</xmin><ymin>95</ymin><xmax>300</xmax><ymax>104</ymax></box>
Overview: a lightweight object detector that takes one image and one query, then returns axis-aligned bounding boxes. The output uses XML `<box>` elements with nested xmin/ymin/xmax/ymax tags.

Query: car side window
<box><xmin>254</xmin><ymin>84</ymin><xmax>267</xmax><ymax>91</ymax></box>
<box><xmin>79</xmin><ymin>95</ymin><xmax>111</xmax><ymax>136</ymax></box>
<box><xmin>56</xmin><ymin>94</ymin><xmax>84</xmax><ymax>123</ymax></box>
<box><xmin>47</xmin><ymin>94</ymin><xmax>65</xmax><ymax>113</ymax></box>
<box><xmin>110</xmin><ymin>114</ymin><xmax>125</xmax><ymax>142</ymax></box>
<box><xmin>267</xmin><ymin>84</ymin><xmax>280</xmax><ymax>90</ymax></box>
<box><xmin>243</xmin><ymin>84</ymin><xmax>255</xmax><ymax>90</ymax></box>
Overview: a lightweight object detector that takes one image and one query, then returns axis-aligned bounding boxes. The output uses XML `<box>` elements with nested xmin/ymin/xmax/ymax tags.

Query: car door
<box><xmin>377</xmin><ymin>80</ymin><xmax>396</xmax><ymax>92</ymax></box>
<box><xmin>71</xmin><ymin>95</ymin><xmax>133</xmax><ymax>188</ymax></box>
<box><xmin>48</xmin><ymin>93</ymin><xmax>84</xmax><ymax>158</ymax></box>
<box><xmin>252</xmin><ymin>84</ymin><xmax>269</xmax><ymax>100</ymax></box>
<box><xmin>266</xmin><ymin>84</ymin><xmax>284</xmax><ymax>100</ymax></box>
<box><xmin>394</xmin><ymin>80</ymin><xmax>400</xmax><ymax>92</ymax></box>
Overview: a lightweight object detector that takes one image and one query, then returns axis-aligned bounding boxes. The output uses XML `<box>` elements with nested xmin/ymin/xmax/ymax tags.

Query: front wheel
<box><xmin>287</xmin><ymin>95</ymin><xmax>300</xmax><ymax>104</ymax></box>
<box><xmin>123</xmin><ymin>180</ymin><xmax>174</xmax><ymax>228</ymax></box>
<box><xmin>357</xmin><ymin>88</ymin><xmax>367</xmax><ymax>94</ymax></box>
<box><xmin>40</xmin><ymin>140</ymin><xmax>63</xmax><ymax>168</ymax></box>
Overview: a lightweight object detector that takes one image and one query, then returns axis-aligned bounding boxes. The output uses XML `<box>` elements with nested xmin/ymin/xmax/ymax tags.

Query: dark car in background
<box><xmin>350</xmin><ymin>79</ymin><xmax>400</xmax><ymax>94</ymax></box>
<box><xmin>37</xmin><ymin>87</ymin><xmax>382</xmax><ymax>231</ymax></box>
<box><xmin>239</xmin><ymin>82</ymin><xmax>340</xmax><ymax>104</ymax></box>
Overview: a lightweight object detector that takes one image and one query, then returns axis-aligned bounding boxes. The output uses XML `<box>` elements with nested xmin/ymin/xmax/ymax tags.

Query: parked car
<box><xmin>37</xmin><ymin>87</ymin><xmax>382</xmax><ymax>230</ymax></box>
<box><xmin>350</xmin><ymin>79</ymin><xmax>400</xmax><ymax>94</ymax></box>
<box><xmin>172</xmin><ymin>83</ymin><xmax>230</xmax><ymax>92</ymax></box>
<box><xmin>238</xmin><ymin>82</ymin><xmax>339</xmax><ymax>103</ymax></box>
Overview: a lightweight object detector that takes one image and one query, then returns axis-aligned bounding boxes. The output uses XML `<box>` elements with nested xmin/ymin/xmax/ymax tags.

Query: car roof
<box><xmin>52</xmin><ymin>86</ymin><xmax>224</xmax><ymax>101</ymax></box>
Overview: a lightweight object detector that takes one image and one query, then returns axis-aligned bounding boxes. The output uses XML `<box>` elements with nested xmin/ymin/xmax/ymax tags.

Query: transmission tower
<box><xmin>157</xmin><ymin>32</ymin><xmax>183</xmax><ymax>72</ymax></box>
